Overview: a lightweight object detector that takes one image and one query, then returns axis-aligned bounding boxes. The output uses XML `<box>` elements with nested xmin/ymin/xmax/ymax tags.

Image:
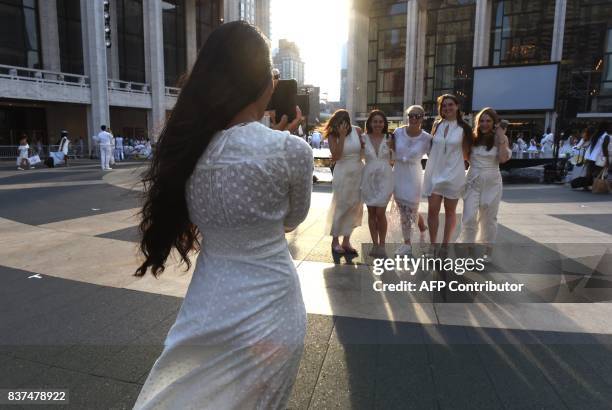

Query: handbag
<box><xmin>592</xmin><ymin>169</ymin><xmax>609</xmax><ymax>194</ymax></box>
<box><xmin>28</xmin><ymin>154</ymin><xmax>41</xmax><ymax>165</ymax></box>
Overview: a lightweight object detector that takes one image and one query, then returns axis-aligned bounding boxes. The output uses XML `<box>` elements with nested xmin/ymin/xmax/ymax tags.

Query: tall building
<box><xmin>0</xmin><ymin>0</ymin><xmax>270</xmax><ymax>150</ymax></box>
<box><xmin>273</xmin><ymin>39</ymin><xmax>305</xmax><ymax>86</ymax></box>
<box><xmin>347</xmin><ymin>0</ymin><xmax>612</xmax><ymax>136</ymax></box>
<box><xmin>340</xmin><ymin>43</ymin><xmax>348</xmax><ymax>107</ymax></box>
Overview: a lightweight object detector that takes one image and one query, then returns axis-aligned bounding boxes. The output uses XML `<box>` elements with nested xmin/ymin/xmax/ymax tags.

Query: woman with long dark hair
<box><xmin>325</xmin><ymin>109</ymin><xmax>364</xmax><ymax>255</ymax></box>
<box><xmin>133</xmin><ymin>22</ymin><xmax>313</xmax><ymax>409</ymax></box>
<box><xmin>361</xmin><ymin>110</ymin><xmax>393</xmax><ymax>255</ymax></box>
<box><xmin>422</xmin><ymin>94</ymin><xmax>472</xmax><ymax>247</ymax></box>
<box><xmin>460</xmin><ymin>107</ymin><xmax>511</xmax><ymax>250</ymax></box>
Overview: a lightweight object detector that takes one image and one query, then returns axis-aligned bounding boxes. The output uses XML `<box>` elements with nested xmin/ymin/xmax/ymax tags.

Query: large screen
<box><xmin>472</xmin><ymin>64</ymin><xmax>558</xmax><ymax>111</ymax></box>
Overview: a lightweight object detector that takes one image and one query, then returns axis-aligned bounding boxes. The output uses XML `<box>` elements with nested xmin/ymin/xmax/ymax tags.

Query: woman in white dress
<box><xmin>423</xmin><ymin>94</ymin><xmax>473</xmax><ymax>246</ymax></box>
<box><xmin>133</xmin><ymin>22</ymin><xmax>313</xmax><ymax>410</ymax></box>
<box><xmin>392</xmin><ymin>105</ymin><xmax>432</xmax><ymax>256</ymax></box>
<box><xmin>16</xmin><ymin>135</ymin><xmax>30</xmax><ymax>170</ymax></box>
<box><xmin>325</xmin><ymin>109</ymin><xmax>364</xmax><ymax>255</ymax></box>
<box><xmin>361</xmin><ymin>110</ymin><xmax>393</xmax><ymax>253</ymax></box>
<box><xmin>460</xmin><ymin>108</ymin><xmax>511</xmax><ymax>253</ymax></box>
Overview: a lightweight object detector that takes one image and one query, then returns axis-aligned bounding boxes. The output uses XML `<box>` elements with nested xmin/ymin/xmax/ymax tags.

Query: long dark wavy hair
<box><xmin>365</xmin><ymin>110</ymin><xmax>389</xmax><ymax>135</ymax></box>
<box><xmin>323</xmin><ymin>109</ymin><xmax>351</xmax><ymax>139</ymax></box>
<box><xmin>136</xmin><ymin>22</ymin><xmax>273</xmax><ymax>277</ymax></box>
<box><xmin>473</xmin><ymin>107</ymin><xmax>500</xmax><ymax>151</ymax></box>
<box><xmin>432</xmin><ymin>94</ymin><xmax>473</xmax><ymax>156</ymax></box>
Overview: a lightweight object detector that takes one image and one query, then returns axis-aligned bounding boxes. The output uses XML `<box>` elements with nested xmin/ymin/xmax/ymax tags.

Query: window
<box><xmin>367</xmin><ymin>0</ymin><xmax>407</xmax><ymax>116</ymax></box>
<box><xmin>490</xmin><ymin>0</ymin><xmax>555</xmax><ymax>66</ymax></box>
<box><xmin>423</xmin><ymin>0</ymin><xmax>475</xmax><ymax>114</ymax></box>
<box><xmin>0</xmin><ymin>0</ymin><xmax>42</xmax><ymax>68</ymax></box>
<box><xmin>116</xmin><ymin>0</ymin><xmax>145</xmax><ymax>82</ymax></box>
<box><xmin>162</xmin><ymin>0</ymin><xmax>187</xmax><ymax>87</ymax></box>
<box><xmin>57</xmin><ymin>0</ymin><xmax>83</xmax><ymax>74</ymax></box>
<box><xmin>196</xmin><ymin>0</ymin><xmax>221</xmax><ymax>49</ymax></box>
<box><xmin>558</xmin><ymin>0</ymin><xmax>612</xmax><ymax>121</ymax></box>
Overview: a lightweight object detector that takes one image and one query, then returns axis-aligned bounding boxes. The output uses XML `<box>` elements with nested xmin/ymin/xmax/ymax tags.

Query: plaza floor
<box><xmin>0</xmin><ymin>159</ymin><xmax>611</xmax><ymax>409</ymax></box>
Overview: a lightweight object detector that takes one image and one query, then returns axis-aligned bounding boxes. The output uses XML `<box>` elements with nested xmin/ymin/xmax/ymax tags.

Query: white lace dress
<box><xmin>361</xmin><ymin>134</ymin><xmax>393</xmax><ymax>207</ymax></box>
<box><xmin>134</xmin><ymin>121</ymin><xmax>313</xmax><ymax>410</ymax></box>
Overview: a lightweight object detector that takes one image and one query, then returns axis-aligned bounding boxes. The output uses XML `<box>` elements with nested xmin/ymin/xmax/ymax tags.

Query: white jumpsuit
<box><xmin>134</xmin><ymin>122</ymin><xmax>313</xmax><ymax>409</ymax></box>
<box><xmin>392</xmin><ymin>128</ymin><xmax>432</xmax><ymax>241</ymax></box>
<box><xmin>461</xmin><ymin>145</ymin><xmax>511</xmax><ymax>244</ymax></box>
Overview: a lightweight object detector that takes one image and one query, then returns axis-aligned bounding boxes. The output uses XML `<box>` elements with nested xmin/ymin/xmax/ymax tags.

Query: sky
<box><xmin>270</xmin><ymin>0</ymin><xmax>349</xmax><ymax>101</ymax></box>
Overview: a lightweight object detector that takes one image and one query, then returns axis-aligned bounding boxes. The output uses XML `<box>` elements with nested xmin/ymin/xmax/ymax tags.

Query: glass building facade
<box><xmin>116</xmin><ymin>0</ymin><xmax>145</xmax><ymax>83</ymax></box>
<box><xmin>57</xmin><ymin>0</ymin><xmax>83</xmax><ymax>74</ymax></box>
<box><xmin>423</xmin><ymin>0</ymin><xmax>475</xmax><ymax>114</ymax></box>
<box><xmin>367</xmin><ymin>0</ymin><xmax>407</xmax><ymax>117</ymax></box>
<box><xmin>0</xmin><ymin>0</ymin><xmax>41</xmax><ymax>69</ymax></box>
<box><xmin>558</xmin><ymin>0</ymin><xmax>612</xmax><ymax>121</ymax></box>
<box><xmin>489</xmin><ymin>0</ymin><xmax>555</xmax><ymax>66</ymax></box>
<box><xmin>196</xmin><ymin>0</ymin><xmax>222</xmax><ymax>50</ymax></box>
<box><xmin>162</xmin><ymin>0</ymin><xmax>187</xmax><ymax>87</ymax></box>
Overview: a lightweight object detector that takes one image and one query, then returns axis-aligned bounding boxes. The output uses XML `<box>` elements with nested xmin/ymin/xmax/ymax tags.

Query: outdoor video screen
<box><xmin>472</xmin><ymin>64</ymin><xmax>558</xmax><ymax>111</ymax></box>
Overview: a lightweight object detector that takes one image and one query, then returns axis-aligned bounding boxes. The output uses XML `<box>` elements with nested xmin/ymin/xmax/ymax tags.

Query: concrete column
<box><xmin>551</xmin><ymin>0</ymin><xmax>567</xmax><ymax>62</ymax></box>
<box><xmin>83</xmin><ymin>0</ymin><xmax>110</xmax><ymax>149</ymax></box>
<box><xmin>414</xmin><ymin>8</ymin><xmax>427</xmax><ymax>106</ymax></box>
<box><xmin>548</xmin><ymin>0</ymin><xmax>566</xmax><ymax>133</ymax></box>
<box><xmin>144</xmin><ymin>0</ymin><xmax>166</xmax><ymax>142</ymax></box>
<box><xmin>346</xmin><ymin>1</ymin><xmax>369</xmax><ymax>120</ymax></box>
<box><xmin>39</xmin><ymin>0</ymin><xmax>61</xmax><ymax>72</ymax></box>
<box><xmin>224</xmin><ymin>0</ymin><xmax>240</xmax><ymax>22</ymax></box>
<box><xmin>403</xmin><ymin>0</ymin><xmax>419</xmax><ymax>113</ymax></box>
<box><xmin>473</xmin><ymin>0</ymin><xmax>491</xmax><ymax>67</ymax></box>
<box><xmin>107</xmin><ymin>0</ymin><xmax>120</xmax><ymax>80</ymax></box>
<box><xmin>186</xmin><ymin>0</ymin><xmax>198</xmax><ymax>69</ymax></box>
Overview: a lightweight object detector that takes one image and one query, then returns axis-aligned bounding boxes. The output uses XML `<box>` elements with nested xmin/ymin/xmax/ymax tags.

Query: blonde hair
<box><xmin>406</xmin><ymin>105</ymin><xmax>425</xmax><ymax>116</ymax></box>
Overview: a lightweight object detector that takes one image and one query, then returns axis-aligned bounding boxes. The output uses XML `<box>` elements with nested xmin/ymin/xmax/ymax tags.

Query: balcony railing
<box><xmin>165</xmin><ymin>87</ymin><xmax>180</xmax><ymax>97</ymax></box>
<box><xmin>0</xmin><ymin>64</ymin><xmax>89</xmax><ymax>87</ymax></box>
<box><xmin>108</xmin><ymin>79</ymin><xmax>150</xmax><ymax>94</ymax></box>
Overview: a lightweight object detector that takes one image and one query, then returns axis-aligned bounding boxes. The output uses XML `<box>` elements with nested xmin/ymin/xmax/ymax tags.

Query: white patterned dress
<box><xmin>361</xmin><ymin>133</ymin><xmax>393</xmax><ymax>207</ymax></box>
<box><xmin>134</xmin><ymin>121</ymin><xmax>313</xmax><ymax>410</ymax></box>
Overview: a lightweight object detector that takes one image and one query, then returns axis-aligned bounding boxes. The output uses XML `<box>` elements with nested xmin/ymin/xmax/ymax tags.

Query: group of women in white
<box><xmin>325</xmin><ymin>93</ymin><xmax>512</xmax><ymax>257</ymax></box>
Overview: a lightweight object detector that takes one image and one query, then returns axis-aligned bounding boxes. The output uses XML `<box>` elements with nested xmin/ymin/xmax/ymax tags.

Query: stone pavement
<box><xmin>1</xmin><ymin>159</ymin><xmax>612</xmax><ymax>409</ymax></box>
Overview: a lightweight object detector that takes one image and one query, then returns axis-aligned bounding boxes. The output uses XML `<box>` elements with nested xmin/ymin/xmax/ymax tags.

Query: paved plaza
<box><xmin>1</xmin><ymin>160</ymin><xmax>612</xmax><ymax>409</ymax></box>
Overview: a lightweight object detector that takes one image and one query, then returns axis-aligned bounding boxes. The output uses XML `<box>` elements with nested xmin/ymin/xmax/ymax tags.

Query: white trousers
<box><xmin>115</xmin><ymin>147</ymin><xmax>124</xmax><ymax>161</ymax></box>
<box><xmin>461</xmin><ymin>168</ymin><xmax>502</xmax><ymax>244</ymax></box>
<box><xmin>100</xmin><ymin>145</ymin><xmax>112</xmax><ymax>169</ymax></box>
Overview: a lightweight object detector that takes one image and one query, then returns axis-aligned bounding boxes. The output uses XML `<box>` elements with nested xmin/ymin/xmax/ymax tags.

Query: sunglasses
<box><xmin>407</xmin><ymin>114</ymin><xmax>424</xmax><ymax>119</ymax></box>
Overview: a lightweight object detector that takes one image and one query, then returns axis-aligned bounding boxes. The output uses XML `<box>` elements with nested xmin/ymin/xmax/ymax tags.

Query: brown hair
<box><xmin>473</xmin><ymin>107</ymin><xmax>500</xmax><ymax>151</ymax></box>
<box><xmin>323</xmin><ymin>109</ymin><xmax>351</xmax><ymax>139</ymax></box>
<box><xmin>431</xmin><ymin>94</ymin><xmax>473</xmax><ymax>157</ymax></box>
<box><xmin>365</xmin><ymin>110</ymin><xmax>389</xmax><ymax>135</ymax></box>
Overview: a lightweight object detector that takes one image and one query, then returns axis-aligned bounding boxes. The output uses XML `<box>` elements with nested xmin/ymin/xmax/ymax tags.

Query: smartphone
<box><xmin>267</xmin><ymin>79</ymin><xmax>298</xmax><ymax>123</ymax></box>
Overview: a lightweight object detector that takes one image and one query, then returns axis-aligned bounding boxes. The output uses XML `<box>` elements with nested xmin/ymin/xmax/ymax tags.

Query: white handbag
<box><xmin>28</xmin><ymin>154</ymin><xmax>41</xmax><ymax>165</ymax></box>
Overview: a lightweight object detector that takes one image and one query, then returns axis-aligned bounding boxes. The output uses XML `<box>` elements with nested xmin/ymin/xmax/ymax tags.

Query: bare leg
<box><xmin>417</xmin><ymin>214</ymin><xmax>426</xmax><ymax>232</ymax></box>
<box><xmin>428</xmin><ymin>195</ymin><xmax>443</xmax><ymax>244</ymax></box>
<box><xmin>367</xmin><ymin>206</ymin><xmax>379</xmax><ymax>245</ymax></box>
<box><xmin>341</xmin><ymin>235</ymin><xmax>354</xmax><ymax>250</ymax></box>
<box><xmin>442</xmin><ymin>197</ymin><xmax>459</xmax><ymax>244</ymax></box>
<box><xmin>376</xmin><ymin>207</ymin><xmax>387</xmax><ymax>245</ymax></box>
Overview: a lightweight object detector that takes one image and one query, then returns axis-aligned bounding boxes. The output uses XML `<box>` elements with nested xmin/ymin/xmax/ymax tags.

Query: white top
<box><xmin>470</xmin><ymin>145</ymin><xmax>511</xmax><ymax>170</ymax></box>
<box><xmin>96</xmin><ymin>131</ymin><xmax>113</xmax><ymax>146</ymax></box>
<box><xmin>423</xmin><ymin>119</ymin><xmax>466</xmax><ymax>199</ymax></box>
<box><xmin>393</xmin><ymin>128</ymin><xmax>432</xmax><ymax>205</ymax></box>
<box><xmin>134</xmin><ymin>121</ymin><xmax>313</xmax><ymax>409</ymax></box>
<box><xmin>585</xmin><ymin>133</ymin><xmax>608</xmax><ymax>162</ymax></box>
<box><xmin>17</xmin><ymin>144</ymin><xmax>29</xmax><ymax>158</ymax></box>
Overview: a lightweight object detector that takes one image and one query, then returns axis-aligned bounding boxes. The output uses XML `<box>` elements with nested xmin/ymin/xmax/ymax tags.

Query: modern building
<box><xmin>347</xmin><ymin>0</ymin><xmax>612</xmax><ymax>137</ymax></box>
<box><xmin>273</xmin><ymin>39</ymin><xmax>305</xmax><ymax>86</ymax></box>
<box><xmin>0</xmin><ymin>0</ymin><xmax>270</xmax><ymax>150</ymax></box>
<box><xmin>340</xmin><ymin>43</ymin><xmax>348</xmax><ymax>107</ymax></box>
